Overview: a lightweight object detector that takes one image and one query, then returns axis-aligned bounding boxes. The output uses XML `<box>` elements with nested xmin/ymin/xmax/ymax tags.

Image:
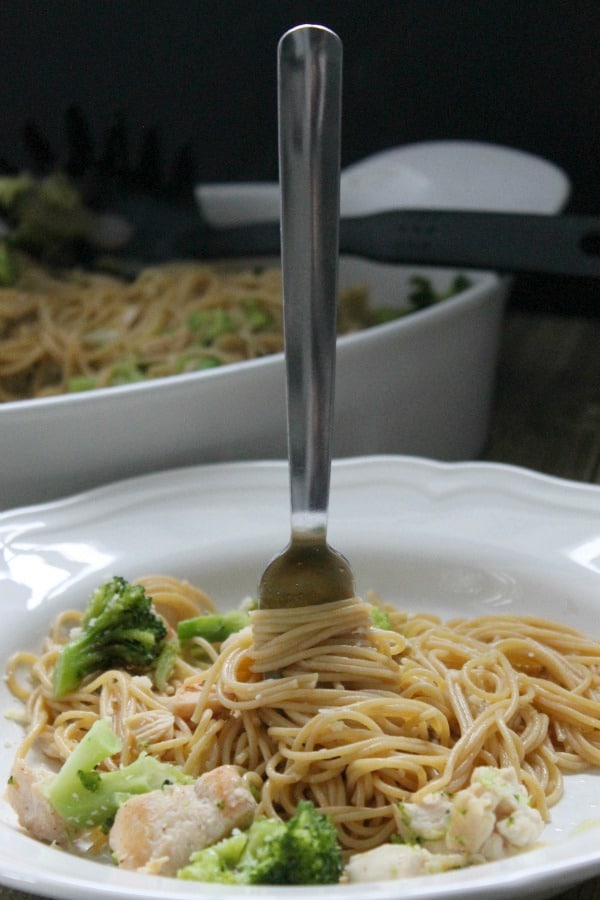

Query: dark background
<box><xmin>1</xmin><ymin>0</ymin><xmax>598</xmax><ymax>314</ymax></box>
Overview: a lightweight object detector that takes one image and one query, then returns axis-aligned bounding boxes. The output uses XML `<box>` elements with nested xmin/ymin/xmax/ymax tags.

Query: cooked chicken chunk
<box><xmin>397</xmin><ymin>765</ymin><xmax>544</xmax><ymax>862</ymax></box>
<box><xmin>345</xmin><ymin>843</ymin><xmax>466</xmax><ymax>881</ymax></box>
<box><xmin>397</xmin><ymin>790</ymin><xmax>452</xmax><ymax>844</ymax></box>
<box><xmin>445</xmin><ymin>766</ymin><xmax>544</xmax><ymax>861</ymax></box>
<box><xmin>5</xmin><ymin>759</ymin><xmax>69</xmax><ymax>846</ymax></box>
<box><xmin>108</xmin><ymin>764</ymin><xmax>257</xmax><ymax>875</ymax></box>
<box><xmin>346</xmin><ymin>766</ymin><xmax>545</xmax><ymax>883</ymax></box>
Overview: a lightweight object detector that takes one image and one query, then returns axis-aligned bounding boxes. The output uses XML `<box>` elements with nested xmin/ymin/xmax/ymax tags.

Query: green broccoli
<box><xmin>178</xmin><ymin>800</ymin><xmax>343</xmax><ymax>885</ymax></box>
<box><xmin>408</xmin><ymin>273</ymin><xmax>472</xmax><ymax>309</ymax></box>
<box><xmin>0</xmin><ymin>171</ymin><xmax>93</xmax><ymax>254</ymax></box>
<box><xmin>153</xmin><ymin>640</ymin><xmax>179</xmax><ymax>692</ymax></box>
<box><xmin>52</xmin><ymin>576</ymin><xmax>168</xmax><ymax>697</ymax></box>
<box><xmin>369</xmin><ymin>605</ymin><xmax>392</xmax><ymax>630</ymax></box>
<box><xmin>187</xmin><ymin>308</ymin><xmax>235</xmax><ymax>344</ymax></box>
<box><xmin>177</xmin><ymin>608</ymin><xmax>250</xmax><ymax>643</ymax></box>
<box><xmin>43</xmin><ymin>718</ymin><xmax>192</xmax><ymax>832</ymax></box>
<box><xmin>106</xmin><ymin>361</ymin><xmax>146</xmax><ymax>385</ymax></box>
<box><xmin>178</xmin><ymin>830</ymin><xmax>249</xmax><ymax>884</ymax></box>
<box><xmin>241</xmin><ymin>297</ymin><xmax>274</xmax><ymax>332</ymax></box>
<box><xmin>174</xmin><ymin>352</ymin><xmax>221</xmax><ymax>373</ymax></box>
<box><xmin>67</xmin><ymin>374</ymin><xmax>97</xmax><ymax>392</ymax></box>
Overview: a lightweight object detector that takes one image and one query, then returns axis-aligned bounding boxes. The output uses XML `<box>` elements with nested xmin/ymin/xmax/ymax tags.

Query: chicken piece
<box><xmin>397</xmin><ymin>791</ymin><xmax>452</xmax><ymax>845</ymax></box>
<box><xmin>352</xmin><ymin>766</ymin><xmax>546</xmax><ymax>883</ymax></box>
<box><xmin>496</xmin><ymin>803</ymin><xmax>545</xmax><ymax>848</ymax></box>
<box><xmin>451</xmin><ymin>766</ymin><xmax>545</xmax><ymax>861</ymax></box>
<box><xmin>108</xmin><ymin>764</ymin><xmax>257</xmax><ymax>875</ymax></box>
<box><xmin>398</xmin><ymin>766</ymin><xmax>544</xmax><ymax>864</ymax></box>
<box><xmin>446</xmin><ymin>785</ymin><xmax>496</xmax><ymax>854</ymax></box>
<box><xmin>345</xmin><ymin>843</ymin><xmax>466</xmax><ymax>882</ymax></box>
<box><xmin>5</xmin><ymin>759</ymin><xmax>69</xmax><ymax>846</ymax></box>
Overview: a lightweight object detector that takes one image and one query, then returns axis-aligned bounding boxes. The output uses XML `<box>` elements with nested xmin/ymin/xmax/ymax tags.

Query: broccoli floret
<box><xmin>178</xmin><ymin>800</ymin><xmax>342</xmax><ymax>885</ymax></box>
<box><xmin>178</xmin><ymin>829</ymin><xmax>250</xmax><ymax>884</ymax></box>
<box><xmin>174</xmin><ymin>352</ymin><xmax>221</xmax><ymax>373</ymax></box>
<box><xmin>265</xmin><ymin>800</ymin><xmax>343</xmax><ymax>884</ymax></box>
<box><xmin>177</xmin><ymin>608</ymin><xmax>250</xmax><ymax>643</ymax></box>
<box><xmin>187</xmin><ymin>308</ymin><xmax>235</xmax><ymax>344</ymax></box>
<box><xmin>369</xmin><ymin>605</ymin><xmax>392</xmax><ymax>630</ymax></box>
<box><xmin>153</xmin><ymin>640</ymin><xmax>179</xmax><ymax>692</ymax></box>
<box><xmin>107</xmin><ymin>361</ymin><xmax>146</xmax><ymax>385</ymax></box>
<box><xmin>52</xmin><ymin>576</ymin><xmax>168</xmax><ymax>697</ymax></box>
<box><xmin>408</xmin><ymin>273</ymin><xmax>472</xmax><ymax>310</ymax></box>
<box><xmin>43</xmin><ymin>718</ymin><xmax>191</xmax><ymax>831</ymax></box>
<box><xmin>67</xmin><ymin>374</ymin><xmax>97</xmax><ymax>392</ymax></box>
<box><xmin>241</xmin><ymin>297</ymin><xmax>274</xmax><ymax>332</ymax></box>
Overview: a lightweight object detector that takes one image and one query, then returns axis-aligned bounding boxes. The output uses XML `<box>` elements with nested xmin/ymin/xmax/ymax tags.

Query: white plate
<box><xmin>1</xmin><ymin>456</ymin><xmax>600</xmax><ymax>900</ymax></box>
<box><xmin>196</xmin><ymin>139</ymin><xmax>571</xmax><ymax>225</ymax></box>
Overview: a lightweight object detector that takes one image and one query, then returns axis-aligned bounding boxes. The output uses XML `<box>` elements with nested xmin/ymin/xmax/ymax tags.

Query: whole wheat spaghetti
<box><xmin>6</xmin><ymin>575</ymin><xmax>600</xmax><ymax>858</ymax></box>
<box><xmin>0</xmin><ymin>256</ymin><xmax>286</xmax><ymax>401</ymax></box>
<box><xmin>0</xmin><ymin>254</ymin><xmax>376</xmax><ymax>402</ymax></box>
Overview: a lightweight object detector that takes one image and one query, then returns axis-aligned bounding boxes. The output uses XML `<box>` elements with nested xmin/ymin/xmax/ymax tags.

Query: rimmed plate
<box><xmin>1</xmin><ymin>456</ymin><xmax>600</xmax><ymax>900</ymax></box>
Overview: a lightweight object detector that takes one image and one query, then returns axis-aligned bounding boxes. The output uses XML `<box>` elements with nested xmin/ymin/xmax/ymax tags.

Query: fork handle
<box><xmin>278</xmin><ymin>25</ymin><xmax>343</xmax><ymax>537</ymax></box>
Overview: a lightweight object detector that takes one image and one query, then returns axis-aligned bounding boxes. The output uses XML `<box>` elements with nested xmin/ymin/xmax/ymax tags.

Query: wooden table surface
<box><xmin>2</xmin><ymin>309</ymin><xmax>600</xmax><ymax>900</ymax></box>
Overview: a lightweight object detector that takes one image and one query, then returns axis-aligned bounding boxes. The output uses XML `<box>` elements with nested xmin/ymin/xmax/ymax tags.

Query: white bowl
<box><xmin>0</xmin><ymin>141</ymin><xmax>569</xmax><ymax>511</ymax></box>
<box><xmin>0</xmin><ymin>262</ymin><xmax>506</xmax><ymax>510</ymax></box>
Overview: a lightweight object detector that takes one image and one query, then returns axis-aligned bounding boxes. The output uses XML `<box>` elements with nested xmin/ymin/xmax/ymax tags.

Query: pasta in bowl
<box><xmin>1</xmin><ymin>457</ymin><xmax>600</xmax><ymax>900</ymax></box>
<box><xmin>0</xmin><ymin>255</ymin><xmax>507</xmax><ymax>509</ymax></box>
<box><xmin>0</xmin><ymin>253</ymin><xmax>471</xmax><ymax>402</ymax></box>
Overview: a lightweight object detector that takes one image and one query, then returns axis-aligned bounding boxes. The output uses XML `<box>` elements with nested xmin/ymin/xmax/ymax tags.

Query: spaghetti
<box><xmin>6</xmin><ymin>575</ymin><xmax>600</xmax><ymax>860</ymax></box>
<box><xmin>0</xmin><ymin>254</ymin><xmax>383</xmax><ymax>403</ymax></box>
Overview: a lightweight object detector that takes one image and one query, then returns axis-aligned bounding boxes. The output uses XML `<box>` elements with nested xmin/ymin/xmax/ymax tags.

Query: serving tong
<box><xmin>192</xmin><ymin>207</ymin><xmax>600</xmax><ymax>279</ymax></box>
<box><xmin>6</xmin><ymin>110</ymin><xmax>600</xmax><ymax>280</ymax></box>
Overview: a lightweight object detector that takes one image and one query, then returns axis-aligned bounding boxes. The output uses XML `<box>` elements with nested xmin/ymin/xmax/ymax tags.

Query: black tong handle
<box><xmin>198</xmin><ymin>209</ymin><xmax>600</xmax><ymax>278</ymax></box>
